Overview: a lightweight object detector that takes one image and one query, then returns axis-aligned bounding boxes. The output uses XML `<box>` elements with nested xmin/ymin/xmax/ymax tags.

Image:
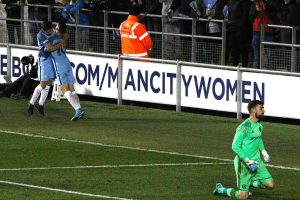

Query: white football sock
<box><xmin>29</xmin><ymin>85</ymin><xmax>42</xmax><ymax>105</ymax></box>
<box><xmin>64</xmin><ymin>90</ymin><xmax>76</xmax><ymax>110</ymax></box>
<box><xmin>71</xmin><ymin>91</ymin><xmax>81</xmax><ymax>110</ymax></box>
<box><xmin>38</xmin><ymin>85</ymin><xmax>50</xmax><ymax>106</ymax></box>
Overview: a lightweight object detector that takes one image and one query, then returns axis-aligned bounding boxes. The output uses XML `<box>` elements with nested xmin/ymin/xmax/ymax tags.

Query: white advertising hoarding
<box><xmin>3</xmin><ymin>47</ymin><xmax>300</xmax><ymax>119</ymax></box>
<box><xmin>67</xmin><ymin>53</ymin><xmax>118</xmax><ymax>99</ymax></box>
<box><xmin>122</xmin><ymin>60</ymin><xmax>177</xmax><ymax>105</ymax></box>
<box><xmin>6</xmin><ymin>48</ymin><xmax>119</xmax><ymax>99</ymax></box>
<box><xmin>181</xmin><ymin>66</ymin><xmax>240</xmax><ymax>112</ymax></box>
<box><xmin>0</xmin><ymin>46</ymin><xmax>7</xmax><ymax>83</ymax></box>
<box><xmin>242</xmin><ymin>72</ymin><xmax>300</xmax><ymax>119</ymax></box>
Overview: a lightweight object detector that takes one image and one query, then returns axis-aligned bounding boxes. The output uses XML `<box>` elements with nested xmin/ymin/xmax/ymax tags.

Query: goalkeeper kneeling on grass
<box><xmin>213</xmin><ymin>100</ymin><xmax>275</xmax><ymax>199</ymax></box>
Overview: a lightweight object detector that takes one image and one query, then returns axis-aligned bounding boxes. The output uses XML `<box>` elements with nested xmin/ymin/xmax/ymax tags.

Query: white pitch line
<box><xmin>0</xmin><ymin>162</ymin><xmax>231</xmax><ymax>172</ymax></box>
<box><xmin>1</xmin><ymin>129</ymin><xmax>300</xmax><ymax>172</ymax></box>
<box><xmin>0</xmin><ymin>129</ymin><xmax>232</xmax><ymax>162</ymax></box>
<box><xmin>0</xmin><ymin>180</ymin><xmax>133</xmax><ymax>200</ymax></box>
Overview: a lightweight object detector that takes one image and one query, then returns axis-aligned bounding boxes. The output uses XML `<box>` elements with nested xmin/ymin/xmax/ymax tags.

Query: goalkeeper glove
<box><xmin>261</xmin><ymin>150</ymin><xmax>271</xmax><ymax>163</ymax></box>
<box><xmin>245</xmin><ymin>158</ymin><xmax>259</xmax><ymax>172</ymax></box>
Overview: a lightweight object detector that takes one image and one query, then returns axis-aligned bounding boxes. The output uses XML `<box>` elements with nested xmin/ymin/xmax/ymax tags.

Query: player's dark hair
<box><xmin>58</xmin><ymin>21</ymin><xmax>67</xmax><ymax>33</ymax></box>
<box><xmin>247</xmin><ymin>100</ymin><xmax>264</xmax><ymax>113</ymax></box>
<box><xmin>41</xmin><ymin>21</ymin><xmax>53</xmax><ymax>31</ymax></box>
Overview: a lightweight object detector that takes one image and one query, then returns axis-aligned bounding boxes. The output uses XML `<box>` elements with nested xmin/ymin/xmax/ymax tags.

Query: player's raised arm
<box><xmin>44</xmin><ymin>40</ymin><xmax>64</xmax><ymax>52</ymax></box>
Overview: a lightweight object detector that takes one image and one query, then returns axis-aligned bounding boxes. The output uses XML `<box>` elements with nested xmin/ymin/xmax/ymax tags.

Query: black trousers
<box><xmin>227</xmin><ymin>30</ymin><xmax>251</xmax><ymax>67</ymax></box>
<box><xmin>6</xmin><ymin>20</ymin><xmax>21</xmax><ymax>44</ymax></box>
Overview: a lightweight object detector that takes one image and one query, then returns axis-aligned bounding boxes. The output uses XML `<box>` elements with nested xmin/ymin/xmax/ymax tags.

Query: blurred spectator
<box><xmin>279</xmin><ymin>0</ymin><xmax>300</xmax><ymax>44</ymax></box>
<box><xmin>107</xmin><ymin>0</ymin><xmax>132</xmax><ymax>29</ymax></box>
<box><xmin>88</xmin><ymin>0</ymin><xmax>107</xmax><ymax>26</ymax></box>
<box><xmin>169</xmin><ymin>0</ymin><xmax>201</xmax><ymax>35</ymax></box>
<box><xmin>203</xmin><ymin>0</ymin><xmax>226</xmax><ymax>36</ymax></box>
<box><xmin>88</xmin><ymin>0</ymin><xmax>107</xmax><ymax>52</ymax></box>
<box><xmin>250</xmin><ymin>0</ymin><xmax>279</xmax><ymax>69</ymax></box>
<box><xmin>130</xmin><ymin>0</ymin><xmax>142</xmax><ymax>5</ymax></box>
<box><xmin>27</xmin><ymin>0</ymin><xmax>55</xmax><ymax>46</ymax></box>
<box><xmin>193</xmin><ymin>0</ymin><xmax>207</xmax><ymax>63</ymax></box>
<box><xmin>226</xmin><ymin>0</ymin><xmax>251</xmax><ymax>67</ymax></box>
<box><xmin>36</xmin><ymin>0</ymin><xmax>55</xmax><ymax>21</ymax></box>
<box><xmin>279</xmin><ymin>0</ymin><xmax>300</xmax><ymax>71</ymax></box>
<box><xmin>61</xmin><ymin>0</ymin><xmax>91</xmax><ymax>51</ymax></box>
<box><xmin>141</xmin><ymin>0</ymin><xmax>162</xmax><ymax>32</ymax></box>
<box><xmin>160</xmin><ymin>0</ymin><xmax>181</xmax><ymax>60</ymax></box>
<box><xmin>168</xmin><ymin>0</ymin><xmax>201</xmax><ymax>61</ymax></box>
<box><xmin>2</xmin><ymin>0</ymin><xmax>23</xmax><ymax>44</ymax></box>
<box><xmin>27</xmin><ymin>1</ymin><xmax>38</xmax><ymax>46</ymax></box>
<box><xmin>140</xmin><ymin>0</ymin><xmax>162</xmax><ymax>58</ymax></box>
<box><xmin>119</xmin><ymin>4</ymin><xmax>153</xmax><ymax>58</ymax></box>
<box><xmin>203</xmin><ymin>0</ymin><xmax>227</xmax><ymax>64</ymax></box>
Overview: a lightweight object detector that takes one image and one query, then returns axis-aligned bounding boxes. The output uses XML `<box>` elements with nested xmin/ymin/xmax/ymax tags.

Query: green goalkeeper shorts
<box><xmin>234</xmin><ymin>156</ymin><xmax>273</xmax><ymax>192</ymax></box>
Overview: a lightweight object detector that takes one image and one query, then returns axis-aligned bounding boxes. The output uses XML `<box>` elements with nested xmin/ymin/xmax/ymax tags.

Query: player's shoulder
<box><xmin>37</xmin><ymin>31</ymin><xmax>46</xmax><ymax>40</ymax></box>
<box><xmin>237</xmin><ymin>118</ymin><xmax>252</xmax><ymax>134</ymax></box>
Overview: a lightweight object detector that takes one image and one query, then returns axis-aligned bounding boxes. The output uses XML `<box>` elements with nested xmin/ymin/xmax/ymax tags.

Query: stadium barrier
<box><xmin>260</xmin><ymin>24</ymin><xmax>300</xmax><ymax>72</ymax></box>
<box><xmin>1</xmin><ymin>3</ymin><xmax>300</xmax><ymax>71</ymax></box>
<box><xmin>1</xmin><ymin>43</ymin><xmax>300</xmax><ymax>120</ymax></box>
<box><xmin>0</xmin><ymin>3</ymin><xmax>226</xmax><ymax>64</ymax></box>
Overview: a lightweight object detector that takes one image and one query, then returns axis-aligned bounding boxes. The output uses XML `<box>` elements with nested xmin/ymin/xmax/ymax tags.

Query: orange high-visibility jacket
<box><xmin>119</xmin><ymin>15</ymin><xmax>153</xmax><ymax>58</ymax></box>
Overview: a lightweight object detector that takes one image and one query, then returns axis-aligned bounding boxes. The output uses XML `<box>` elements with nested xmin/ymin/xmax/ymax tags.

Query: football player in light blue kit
<box><xmin>48</xmin><ymin>21</ymin><xmax>85</xmax><ymax>121</ymax></box>
<box><xmin>28</xmin><ymin>21</ymin><xmax>66</xmax><ymax>115</ymax></box>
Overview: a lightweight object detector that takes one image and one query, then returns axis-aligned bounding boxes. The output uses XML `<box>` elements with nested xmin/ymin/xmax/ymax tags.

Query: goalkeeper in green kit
<box><xmin>213</xmin><ymin>100</ymin><xmax>275</xmax><ymax>199</ymax></box>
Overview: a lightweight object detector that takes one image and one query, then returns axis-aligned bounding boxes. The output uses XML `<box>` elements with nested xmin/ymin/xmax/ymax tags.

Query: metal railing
<box><xmin>0</xmin><ymin>3</ymin><xmax>227</xmax><ymax>64</ymax></box>
<box><xmin>2</xmin><ymin>43</ymin><xmax>300</xmax><ymax>119</ymax></box>
<box><xmin>1</xmin><ymin>3</ymin><xmax>300</xmax><ymax>72</ymax></box>
<box><xmin>260</xmin><ymin>24</ymin><xmax>300</xmax><ymax>72</ymax></box>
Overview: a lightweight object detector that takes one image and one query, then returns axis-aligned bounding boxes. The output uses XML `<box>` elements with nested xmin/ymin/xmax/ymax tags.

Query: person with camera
<box><xmin>46</xmin><ymin>21</ymin><xmax>85</xmax><ymax>121</ymax></box>
<box><xmin>28</xmin><ymin>21</ymin><xmax>67</xmax><ymax>116</ymax></box>
<box><xmin>0</xmin><ymin>55</ymin><xmax>39</xmax><ymax>99</ymax></box>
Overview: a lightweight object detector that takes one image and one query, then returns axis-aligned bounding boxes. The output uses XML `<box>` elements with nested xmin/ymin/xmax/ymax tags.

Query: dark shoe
<box><xmin>35</xmin><ymin>104</ymin><xmax>45</xmax><ymax>116</ymax></box>
<box><xmin>28</xmin><ymin>103</ymin><xmax>34</xmax><ymax>115</ymax></box>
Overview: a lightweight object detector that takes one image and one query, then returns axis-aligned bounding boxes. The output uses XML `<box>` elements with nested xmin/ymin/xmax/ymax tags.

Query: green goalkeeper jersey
<box><xmin>232</xmin><ymin>118</ymin><xmax>266</xmax><ymax>161</ymax></box>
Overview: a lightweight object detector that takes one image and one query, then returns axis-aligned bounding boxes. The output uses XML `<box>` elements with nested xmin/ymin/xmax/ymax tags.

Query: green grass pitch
<box><xmin>0</xmin><ymin>98</ymin><xmax>299</xmax><ymax>200</ymax></box>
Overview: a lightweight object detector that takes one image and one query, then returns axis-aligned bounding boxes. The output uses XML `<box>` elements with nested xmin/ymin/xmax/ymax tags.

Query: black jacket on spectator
<box><xmin>142</xmin><ymin>0</ymin><xmax>161</xmax><ymax>14</ymax></box>
<box><xmin>280</xmin><ymin>0</ymin><xmax>300</xmax><ymax>27</ymax></box>
<box><xmin>27</xmin><ymin>0</ymin><xmax>55</xmax><ymax>21</ymax></box>
<box><xmin>228</xmin><ymin>0</ymin><xmax>251</xmax><ymax>32</ymax></box>
<box><xmin>107</xmin><ymin>0</ymin><xmax>132</xmax><ymax>27</ymax></box>
<box><xmin>2</xmin><ymin>0</ymin><xmax>21</xmax><ymax>19</ymax></box>
<box><xmin>211</xmin><ymin>0</ymin><xmax>228</xmax><ymax>20</ymax></box>
<box><xmin>169</xmin><ymin>0</ymin><xmax>196</xmax><ymax>16</ymax></box>
<box><xmin>227</xmin><ymin>0</ymin><xmax>252</xmax><ymax>67</ymax></box>
<box><xmin>280</xmin><ymin>0</ymin><xmax>300</xmax><ymax>43</ymax></box>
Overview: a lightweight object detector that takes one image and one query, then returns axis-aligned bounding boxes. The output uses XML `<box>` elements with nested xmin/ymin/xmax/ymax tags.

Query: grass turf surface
<box><xmin>0</xmin><ymin>98</ymin><xmax>299</xmax><ymax>199</ymax></box>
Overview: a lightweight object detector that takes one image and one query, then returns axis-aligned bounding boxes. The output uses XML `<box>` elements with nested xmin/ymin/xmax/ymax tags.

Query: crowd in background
<box><xmin>1</xmin><ymin>0</ymin><xmax>300</xmax><ymax>68</ymax></box>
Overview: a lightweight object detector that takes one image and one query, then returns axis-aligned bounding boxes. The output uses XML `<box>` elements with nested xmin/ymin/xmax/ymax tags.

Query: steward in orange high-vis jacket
<box><xmin>119</xmin><ymin>5</ymin><xmax>153</xmax><ymax>58</ymax></box>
